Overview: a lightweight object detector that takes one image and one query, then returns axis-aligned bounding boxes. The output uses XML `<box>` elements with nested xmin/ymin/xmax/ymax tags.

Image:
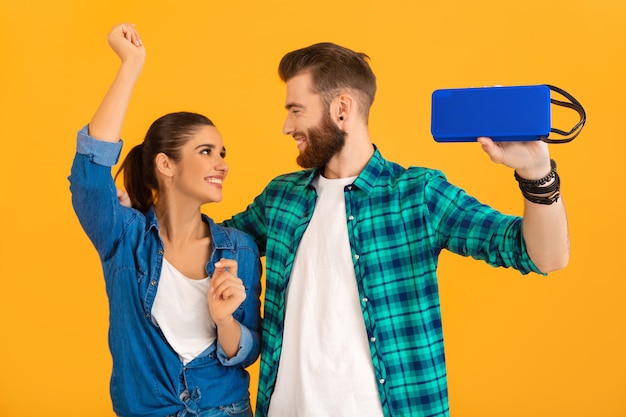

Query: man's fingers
<box><xmin>116</xmin><ymin>188</ymin><xmax>131</xmax><ymax>207</ymax></box>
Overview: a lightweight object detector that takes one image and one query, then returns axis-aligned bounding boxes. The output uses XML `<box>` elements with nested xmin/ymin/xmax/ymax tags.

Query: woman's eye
<box><xmin>201</xmin><ymin>148</ymin><xmax>211</xmax><ymax>155</ymax></box>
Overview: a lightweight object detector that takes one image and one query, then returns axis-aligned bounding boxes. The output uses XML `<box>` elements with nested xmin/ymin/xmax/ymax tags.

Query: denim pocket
<box><xmin>219</xmin><ymin>399</ymin><xmax>252</xmax><ymax>417</ymax></box>
<box><xmin>198</xmin><ymin>399</ymin><xmax>252</xmax><ymax>417</ymax></box>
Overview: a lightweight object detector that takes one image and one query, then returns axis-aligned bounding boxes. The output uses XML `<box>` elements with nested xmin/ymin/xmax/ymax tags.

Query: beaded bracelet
<box><xmin>514</xmin><ymin>159</ymin><xmax>561</xmax><ymax>205</ymax></box>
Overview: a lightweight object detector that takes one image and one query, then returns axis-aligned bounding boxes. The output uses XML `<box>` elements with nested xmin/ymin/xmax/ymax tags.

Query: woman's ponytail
<box><xmin>115</xmin><ymin>143</ymin><xmax>155</xmax><ymax>212</ymax></box>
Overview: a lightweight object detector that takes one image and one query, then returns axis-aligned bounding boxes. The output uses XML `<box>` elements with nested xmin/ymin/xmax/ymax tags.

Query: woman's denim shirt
<box><xmin>69</xmin><ymin>126</ymin><xmax>262</xmax><ymax>417</ymax></box>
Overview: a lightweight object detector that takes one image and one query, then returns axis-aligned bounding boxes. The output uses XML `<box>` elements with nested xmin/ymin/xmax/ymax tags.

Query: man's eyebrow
<box><xmin>285</xmin><ymin>102</ymin><xmax>304</xmax><ymax>110</ymax></box>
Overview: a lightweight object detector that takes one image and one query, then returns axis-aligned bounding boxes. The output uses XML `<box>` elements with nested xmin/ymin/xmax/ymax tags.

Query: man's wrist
<box><xmin>514</xmin><ymin>159</ymin><xmax>553</xmax><ymax>181</ymax></box>
<box><xmin>514</xmin><ymin>159</ymin><xmax>561</xmax><ymax>205</ymax></box>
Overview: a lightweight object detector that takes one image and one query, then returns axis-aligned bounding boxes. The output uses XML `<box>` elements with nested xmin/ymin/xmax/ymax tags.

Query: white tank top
<box><xmin>152</xmin><ymin>258</ymin><xmax>216</xmax><ymax>364</ymax></box>
<box><xmin>268</xmin><ymin>175</ymin><xmax>384</xmax><ymax>417</ymax></box>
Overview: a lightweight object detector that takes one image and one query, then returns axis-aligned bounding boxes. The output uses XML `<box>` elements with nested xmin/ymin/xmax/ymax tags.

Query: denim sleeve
<box><xmin>426</xmin><ymin>171</ymin><xmax>543</xmax><ymax>275</ymax></box>
<box><xmin>216</xmin><ymin>324</ymin><xmax>253</xmax><ymax>366</ymax></box>
<box><xmin>69</xmin><ymin>125</ymin><xmax>136</xmax><ymax>260</ymax></box>
<box><xmin>75</xmin><ymin>125</ymin><xmax>123</xmax><ymax>166</ymax></box>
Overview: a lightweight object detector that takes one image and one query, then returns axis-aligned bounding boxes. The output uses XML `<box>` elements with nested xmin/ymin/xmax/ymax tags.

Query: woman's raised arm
<box><xmin>88</xmin><ymin>23</ymin><xmax>145</xmax><ymax>143</ymax></box>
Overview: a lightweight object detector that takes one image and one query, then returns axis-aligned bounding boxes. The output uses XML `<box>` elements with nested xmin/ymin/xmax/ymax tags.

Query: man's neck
<box><xmin>323</xmin><ymin>138</ymin><xmax>375</xmax><ymax>179</ymax></box>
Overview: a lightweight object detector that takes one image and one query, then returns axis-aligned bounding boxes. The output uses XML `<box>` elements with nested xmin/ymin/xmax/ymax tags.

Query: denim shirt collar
<box><xmin>143</xmin><ymin>207</ymin><xmax>235</xmax><ymax>251</ymax></box>
<box><xmin>205</xmin><ymin>214</ymin><xmax>235</xmax><ymax>250</ymax></box>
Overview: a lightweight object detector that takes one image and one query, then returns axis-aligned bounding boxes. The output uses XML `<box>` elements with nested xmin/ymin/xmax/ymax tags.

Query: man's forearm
<box><xmin>522</xmin><ymin>197</ymin><xmax>570</xmax><ymax>273</ymax></box>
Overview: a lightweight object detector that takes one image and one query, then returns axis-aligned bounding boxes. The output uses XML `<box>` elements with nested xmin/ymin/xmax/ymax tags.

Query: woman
<box><xmin>69</xmin><ymin>23</ymin><xmax>261</xmax><ymax>417</ymax></box>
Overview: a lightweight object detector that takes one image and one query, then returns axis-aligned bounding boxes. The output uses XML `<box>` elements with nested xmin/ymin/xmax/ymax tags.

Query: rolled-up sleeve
<box><xmin>76</xmin><ymin>125</ymin><xmax>123</xmax><ymax>166</ymax></box>
<box><xmin>216</xmin><ymin>323</ymin><xmax>254</xmax><ymax>366</ymax></box>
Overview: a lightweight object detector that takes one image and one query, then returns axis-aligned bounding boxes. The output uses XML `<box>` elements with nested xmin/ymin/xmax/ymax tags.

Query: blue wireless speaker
<box><xmin>431</xmin><ymin>85</ymin><xmax>552</xmax><ymax>143</ymax></box>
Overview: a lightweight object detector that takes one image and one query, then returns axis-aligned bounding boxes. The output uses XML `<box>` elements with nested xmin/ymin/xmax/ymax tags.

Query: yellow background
<box><xmin>1</xmin><ymin>0</ymin><xmax>624</xmax><ymax>416</ymax></box>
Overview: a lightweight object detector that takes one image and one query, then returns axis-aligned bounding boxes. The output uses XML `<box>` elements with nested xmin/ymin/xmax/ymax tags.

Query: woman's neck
<box><xmin>155</xmin><ymin>201</ymin><xmax>208</xmax><ymax>247</ymax></box>
<box><xmin>155</xmin><ymin>200</ymin><xmax>212</xmax><ymax>280</ymax></box>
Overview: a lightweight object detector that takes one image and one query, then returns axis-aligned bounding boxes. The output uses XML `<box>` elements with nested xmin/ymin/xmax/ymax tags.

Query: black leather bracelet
<box><xmin>514</xmin><ymin>159</ymin><xmax>557</xmax><ymax>186</ymax></box>
<box><xmin>520</xmin><ymin>174</ymin><xmax>560</xmax><ymax>195</ymax></box>
<box><xmin>515</xmin><ymin>159</ymin><xmax>561</xmax><ymax>205</ymax></box>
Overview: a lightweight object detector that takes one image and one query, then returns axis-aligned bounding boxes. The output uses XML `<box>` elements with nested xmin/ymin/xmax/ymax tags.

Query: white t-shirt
<box><xmin>268</xmin><ymin>175</ymin><xmax>384</xmax><ymax>417</ymax></box>
<box><xmin>152</xmin><ymin>258</ymin><xmax>216</xmax><ymax>364</ymax></box>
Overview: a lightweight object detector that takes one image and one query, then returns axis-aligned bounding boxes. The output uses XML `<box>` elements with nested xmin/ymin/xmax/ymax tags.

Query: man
<box><xmin>222</xmin><ymin>42</ymin><xmax>569</xmax><ymax>417</ymax></box>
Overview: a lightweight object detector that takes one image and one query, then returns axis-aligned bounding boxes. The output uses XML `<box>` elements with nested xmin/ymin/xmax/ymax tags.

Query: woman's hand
<box><xmin>208</xmin><ymin>258</ymin><xmax>247</xmax><ymax>326</ymax></box>
<box><xmin>107</xmin><ymin>23</ymin><xmax>145</xmax><ymax>66</ymax></box>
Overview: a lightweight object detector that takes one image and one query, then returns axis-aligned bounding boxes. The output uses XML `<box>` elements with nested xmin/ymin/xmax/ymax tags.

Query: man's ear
<box><xmin>155</xmin><ymin>152</ymin><xmax>174</xmax><ymax>178</ymax></box>
<box><xmin>333</xmin><ymin>92</ymin><xmax>355</xmax><ymax>122</ymax></box>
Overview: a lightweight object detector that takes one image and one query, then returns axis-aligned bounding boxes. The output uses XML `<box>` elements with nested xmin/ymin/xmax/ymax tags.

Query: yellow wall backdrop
<box><xmin>1</xmin><ymin>0</ymin><xmax>624</xmax><ymax>416</ymax></box>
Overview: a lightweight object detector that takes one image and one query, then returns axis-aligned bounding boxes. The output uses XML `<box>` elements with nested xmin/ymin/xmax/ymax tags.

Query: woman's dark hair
<box><xmin>278</xmin><ymin>42</ymin><xmax>377</xmax><ymax>120</ymax></box>
<box><xmin>115</xmin><ymin>112</ymin><xmax>215</xmax><ymax>212</ymax></box>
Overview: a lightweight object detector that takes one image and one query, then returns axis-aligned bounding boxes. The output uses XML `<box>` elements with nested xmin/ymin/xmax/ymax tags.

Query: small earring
<box><xmin>339</xmin><ymin>116</ymin><xmax>344</xmax><ymax>121</ymax></box>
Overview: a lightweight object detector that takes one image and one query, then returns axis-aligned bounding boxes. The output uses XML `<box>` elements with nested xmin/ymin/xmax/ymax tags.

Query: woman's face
<box><xmin>168</xmin><ymin>124</ymin><xmax>229</xmax><ymax>205</ymax></box>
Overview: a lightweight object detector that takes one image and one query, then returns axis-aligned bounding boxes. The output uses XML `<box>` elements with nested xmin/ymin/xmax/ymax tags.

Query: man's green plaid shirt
<box><xmin>223</xmin><ymin>147</ymin><xmax>541</xmax><ymax>417</ymax></box>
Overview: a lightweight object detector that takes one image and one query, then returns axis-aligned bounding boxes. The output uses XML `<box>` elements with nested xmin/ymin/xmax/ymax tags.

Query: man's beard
<box><xmin>296</xmin><ymin>113</ymin><xmax>347</xmax><ymax>169</ymax></box>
